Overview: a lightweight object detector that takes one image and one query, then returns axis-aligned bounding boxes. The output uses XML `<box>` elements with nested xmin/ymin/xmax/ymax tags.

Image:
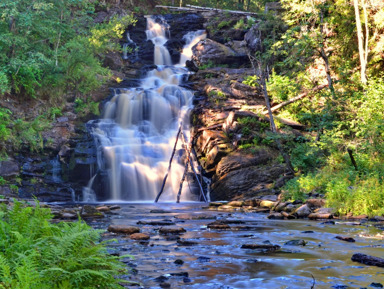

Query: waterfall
<box><xmin>84</xmin><ymin>16</ymin><xmax>206</xmax><ymax>202</ymax></box>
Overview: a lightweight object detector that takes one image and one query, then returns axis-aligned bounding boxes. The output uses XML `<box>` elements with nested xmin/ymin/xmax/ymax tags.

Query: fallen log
<box><xmin>186</xmin><ymin>4</ymin><xmax>261</xmax><ymax>15</ymax></box>
<box><xmin>262</xmin><ymin>84</ymin><xmax>328</xmax><ymax>115</ymax></box>
<box><xmin>351</xmin><ymin>253</ymin><xmax>384</xmax><ymax>267</ymax></box>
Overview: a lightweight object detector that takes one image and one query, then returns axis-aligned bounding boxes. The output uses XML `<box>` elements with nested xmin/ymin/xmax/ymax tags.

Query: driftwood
<box><xmin>351</xmin><ymin>253</ymin><xmax>384</xmax><ymax>267</ymax></box>
<box><xmin>262</xmin><ymin>84</ymin><xmax>328</xmax><ymax>115</ymax></box>
<box><xmin>155</xmin><ymin>123</ymin><xmax>182</xmax><ymax>203</ymax></box>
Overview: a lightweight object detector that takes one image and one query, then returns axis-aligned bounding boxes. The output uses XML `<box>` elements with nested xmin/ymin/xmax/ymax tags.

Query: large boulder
<box><xmin>192</xmin><ymin>39</ymin><xmax>248</xmax><ymax>67</ymax></box>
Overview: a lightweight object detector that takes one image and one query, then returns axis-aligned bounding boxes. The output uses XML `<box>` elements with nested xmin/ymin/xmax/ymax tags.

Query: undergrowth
<box><xmin>0</xmin><ymin>201</ymin><xmax>128</xmax><ymax>289</ymax></box>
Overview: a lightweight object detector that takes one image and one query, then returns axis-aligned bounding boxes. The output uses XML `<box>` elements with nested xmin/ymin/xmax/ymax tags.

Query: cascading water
<box><xmin>84</xmin><ymin>16</ymin><xmax>206</xmax><ymax>202</ymax></box>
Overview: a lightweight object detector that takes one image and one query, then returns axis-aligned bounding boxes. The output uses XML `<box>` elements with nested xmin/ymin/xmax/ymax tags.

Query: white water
<box><xmin>84</xmin><ymin>16</ymin><xmax>206</xmax><ymax>202</ymax></box>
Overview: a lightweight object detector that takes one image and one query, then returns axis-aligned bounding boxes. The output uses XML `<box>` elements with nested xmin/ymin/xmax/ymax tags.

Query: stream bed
<box><xmin>87</xmin><ymin>203</ymin><xmax>384</xmax><ymax>289</ymax></box>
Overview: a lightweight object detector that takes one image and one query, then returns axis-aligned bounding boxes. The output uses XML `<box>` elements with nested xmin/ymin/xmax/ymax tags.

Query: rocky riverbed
<box><xmin>73</xmin><ymin>202</ymin><xmax>384</xmax><ymax>289</ymax></box>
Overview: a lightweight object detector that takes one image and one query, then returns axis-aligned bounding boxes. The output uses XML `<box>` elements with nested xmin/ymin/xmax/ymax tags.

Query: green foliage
<box><xmin>0</xmin><ymin>108</ymin><xmax>12</xmax><ymax>143</ymax></box>
<box><xmin>0</xmin><ymin>201</ymin><xmax>128</xmax><ymax>288</ymax></box>
<box><xmin>242</xmin><ymin>75</ymin><xmax>259</xmax><ymax>87</ymax></box>
<box><xmin>0</xmin><ymin>177</ymin><xmax>6</xmax><ymax>185</ymax></box>
<box><xmin>74</xmin><ymin>98</ymin><xmax>100</xmax><ymax>117</ymax></box>
<box><xmin>217</xmin><ymin>20</ymin><xmax>231</xmax><ymax>29</ymax></box>
<box><xmin>267</xmin><ymin>70</ymin><xmax>299</xmax><ymax>102</ymax></box>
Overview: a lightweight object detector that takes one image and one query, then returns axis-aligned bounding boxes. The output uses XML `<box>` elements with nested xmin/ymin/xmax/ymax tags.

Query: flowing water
<box><xmin>85</xmin><ymin>16</ymin><xmax>206</xmax><ymax>202</ymax></box>
<box><xmin>90</xmin><ymin>203</ymin><xmax>384</xmax><ymax>289</ymax></box>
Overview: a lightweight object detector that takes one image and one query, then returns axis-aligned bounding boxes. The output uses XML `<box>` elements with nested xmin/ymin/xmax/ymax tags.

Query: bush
<box><xmin>0</xmin><ymin>201</ymin><xmax>128</xmax><ymax>288</ymax></box>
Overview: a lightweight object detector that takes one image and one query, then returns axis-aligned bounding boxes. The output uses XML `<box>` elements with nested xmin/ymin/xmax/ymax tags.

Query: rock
<box><xmin>174</xmin><ymin>259</ymin><xmax>184</xmax><ymax>265</ymax></box>
<box><xmin>314</xmin><ymin>207</ymin><xmax>334</xmax><ymax>214</ymax></box>
<box><xmin>260</xmin><ymin>200</ymin><xmax>276</xmax><ymax>209</ymax></box>
<box><xmin>109</xmin><ymin>205</ymin><xmax>121</xmax><ymax>210</ymax></box>
<box><xmin>267</xmin><ymin>212</ymin><xmax>284</xmax><ymax>219</ymax></box>
<box><xmin>274</xmin><ymin>202</ymin><xmax>288</xmax><ymax>212</ymax></box>
<box><xmin>243</xmin><ymin>198</ymin><xmax>257</xmax><ymax>207</ymax></box>
<box><xmin>227</xmin><ymin>201</ymin><xmax>243</xmax><ymax>207</ymax></box>
<box><xmin>130</xmin><ymin>233</ymin><xmax>150</xmax><ymax>240</ymax></box>
<box><xmin>351</xmin><ymin>253</ymin><xmax>384</xmax><ymax>267</ymax></box>
<box><xmin>159</xmin><ymin>226</ymin><xmax>186</xmax><ymax>235</ymax></box>
<box><xmin>0</xmin><ymin>199</ymin><xmax>9</xmax><ymax>204</ymax></box>
<box><xmin>370</xmin><ymin>283</ymin><xmax>383</xmax><ymax>288</ymax></box>
<box><xmin>159</xmin><ymin>282</ymin><xmax>171</xmax><ymax>288</ymax></box>
<box><xmin>217</xmin><ymin>205</ymin><xmax>236</xmax><ymax>211</ymax></box>
<box><xmin>284</xmin><ymin>239</ymin><xmax>306</xmax><ymax>246</ymax></box>
<box><xmin>150</xmin><ymin>209</ymin><xmax>172</xmax><ymax>214</ymax></box>
<box><xmin>107</xmin><ymin>225</ymin><xmax>140</xmax><ymax>235</ymax></box>
<box><xmin>295</xmin><ymin>204</ymin><xmax>312</xmax><ymax>218</ymax></box>
<box><xmin>335</xmin><ymin>236</ymin><xmax>356</xmax><ymax>242</ymax></box>
<box><xmin>284</xmin><ymin>203</ymin><xmax>296</xmax><ymax>212</ymax></box>
<box><xmin>177</xmin><ymin>239</ymin><xmax>198</xmax><ymax>246</ymax></box>
<box><xmin>81</xmin><ymin>205</ymin><xmax>104</xmax><ymax>218</ymax></box>
<box><xmin>244</xmin><ymin>24</ymin><xmax>262</xmax><ymax>52</ymax></box>
<box><xmin>302</xmin><ymin>231</ymin><xmax>314</xmax><ymax>234</ymax></box>
<box><xmin>241</xmin><ymin>244</ymin><xmax>280</xmax><ymax>252</ymax></box>
<box><xmin>197</xmin><ymin>256</ymin><xmax>211</xmax><ymax>262</ymax></box>
<box><xmin>61</xmin><ymin>212</ymin><xmax>77</xmax><ymax>219</ymax></box>
<box><xmin>0</xmin><ymin>159</ymin><xmax>19</xmax><ymax>177</ymax></box>
<box><xmin>209</xmin><ymin>201</ymin><xmax>228</xmax><ymax>207</ymax></box>
<box><xmin>308</xmin><ymin>213</ymin><xmax>333</xmax><ymax>220</ymax></box>
<box><xmin>306</xmin><ymin>198</ymin><xmax>326</xmax><ymax>209</ymax></box>
<box><xmin>96</xmin><ymin>206</ymin><xmax>110</xmax><ymax>212</ymax></box>
<box><xmin>138</xmin><ymin>220</ymin><xmax>175</xmax><ymax>226</ymax></box>
<box><xmin>261</xmin><ymin>195</ymin><xmax>278</xmax><ymax>202</ymax></box>
<box><xmin>207</xmin><ymin>221</ymin><xmax>230</xmax><ymax>230</ymax></box>
<box><xmin>192</xmin><ymin>38</ymin><xmax>248</xmax><ymax>67</ymax></box>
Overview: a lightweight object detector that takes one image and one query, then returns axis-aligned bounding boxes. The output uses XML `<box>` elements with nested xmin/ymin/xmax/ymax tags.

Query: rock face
<box><xmin>191</xmin><ymin>38</ymin><xmax>248</xmax><ymax>67</ymax></box>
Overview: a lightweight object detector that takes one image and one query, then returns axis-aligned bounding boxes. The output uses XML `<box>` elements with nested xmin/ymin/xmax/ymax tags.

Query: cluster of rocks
<box><xmin>204</xmin><ymin>196</ymin><xmax>336</xmax><ymax>220</ymax></box>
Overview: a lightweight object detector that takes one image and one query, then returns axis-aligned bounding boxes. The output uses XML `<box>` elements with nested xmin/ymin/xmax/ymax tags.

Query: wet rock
<box><xmin>107</xmin><ymin>225</ymin><xmax>140</xmax><ymax>235</ymax></box>
<box><xmin>183</xmin><ymin>277</ymin><xmax>192</xmax><ymax>283</ymax></box>
<box><xmin>174</xmin><ymin>259</ymin><xmax>184</xmax><ymax>265</ymax></box>
<box><xmin>150</xmin><ymin>209</ymin><xmax>172</xmax><ymax>214</ymax></box>
<box><xmin>138</xmin><ymin>220</ymin><xmax>175</xmax><ymax>226</ymax></box>
<box><xmin>154</xmin><ymin>275</ymin><xmax>169</xmax><ymax>282</ymax></box>
<box><xmin>207</xmin><ymin>221</ymin><xmax>230</xmax><ymax>230</ymax></box>
<box><xmin>130</xmin><ymin>233</ymin><xmax>150</xmax><ymax>240</ymax></box>
<box><xmin>175</xmin><ymin>213</ymin><xmax>216</xmax><ymax>220</ymax></box>
<box><xmin>284</xmin><ymin>203</ymin><xmax>296</xmax><ymax>213</ymax></box>
<box><xmin>351</xmin><ymin>253</ymin><xmax>384</xmax><ymax>267</ymax></box>
<box><xmin>241</xmin><ymin>244</ymin><xmax>280</xmax><ymax>252</ymax></box>
<box><xmin>96</xmin><ymin>206</ymin><xmax>110</xmax><ymax>212</ymax></box>
<box><xmin>227</xmin><ymin>201</ymin><xmax>243</xmax><ymax>207</ymax></box>
<box><xmin>165</xmin><ymin>235</ymin><xmax>181</xmax><ymax>241</ymax></box>
<box><xmin>302</xmin><ymin>231</ymin><xmax>315</xmax><ymax>234</ymax></box>
<box><xmin>81</xmin><ymin>205</ymin><xmax>104</xmax><ymax>218</ymax></box>
<box><xmin>61</xmin><ymin>212</ymin><xmax>77</xmax><ymax>219</ymax></box>
<box><xmin>319</xmin><ymin>221</ymin><xmax>335</xmax><ymax>226</ymax></box>
<box><xmin>331</xmin><ymin>285</ymin><xmax>348</xmax><ymax>289</ymax></box>
<box><xmin>308</xmin><ymin>213</ymin><xmax>333</xmax><ymax>220</ymax></box>
<box><xmin>335</xmin><ymin>235</ymin><xmax>356</xmax><ymax>242</ymax></box>
<box><xmin>209</xmin><ymin>201</ymin><xmax>228</xmax><ymax>207</ymax></box>
<box><xmin>370</xmin><ymin>282</ymin><xmax>383</xmax><ymax>288</ymax></box>
<box><xmin>197</xmin><ymin>256</ymin><xmax>211</xmax><ymax>262</ymax></box>
<box><xmin>109</xmin><ymin>205</ymin><xmax>121</xmax><ymax>210</ymax></box>
<box><xmin>267</xmin><ymin>212</ymin><xmax>284</xmax><ymax>219</ymax></box>
<box><xmin>170</xmin><ymin>272</ymin><xmax>189</xmax><ymax>277</ymax></box>
<box><xmin>294</xmin><ymin>204</ymin><xmax>312</xmax><ymax>218</ymax></box>
<box><xmin>159</xmin><ymin>226</ymin><xmax>186</xmax><ymax>235</ymax></box>
<box><xmin>177</xmin><ymin>239</ymin><xmax>198</xmax><ymax>246</ymax></box>
<box><xmin>274</xmin><ymin>202</ymin><xmax>288</xmax><ymax>212</ymax></box>
<box><xmin>284</xmin><ymin>239</ymin><xmax>306</xmax><ymax>246</ymax></box>
<box><xmin>160</xmin><ymin>282</ymin><xmax>171</xmax><ymax>288</ymax></box>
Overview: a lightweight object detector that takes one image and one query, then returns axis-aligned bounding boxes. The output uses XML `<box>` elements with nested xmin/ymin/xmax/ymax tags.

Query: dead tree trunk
<box><xmin>155</xmin><ymin>123</ymin><xmax>182</xmax><ymax>203</ymax></box>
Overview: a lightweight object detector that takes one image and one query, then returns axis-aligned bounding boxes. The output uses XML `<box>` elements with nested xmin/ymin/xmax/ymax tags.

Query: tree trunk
<box><xmin>259</xmin><ymin>68</ymin><xmax>295</xmax><ymax>175</ymax></box>
<box><xmin>354</xmin><ymin>0</ymin><xmax>368</xmax><ymax>84</ymax></box>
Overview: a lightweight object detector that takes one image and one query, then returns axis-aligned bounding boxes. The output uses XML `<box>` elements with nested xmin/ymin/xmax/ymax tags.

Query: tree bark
<box><xmin>259</xmin><ymin>68</ymin><xmax>295</xmax><ymax>175</ymax></box>
<box><xmin>354</xmin><ymin>0</ymin><xmax>368</xmax><ymax>84</ymax></box>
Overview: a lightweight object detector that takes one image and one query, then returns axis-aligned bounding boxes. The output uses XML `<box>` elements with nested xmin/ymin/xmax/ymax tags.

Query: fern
<box><xmin>0</xmin><ymin>201</ymin><xmax>128</xmax><ymax>288</ymax></box>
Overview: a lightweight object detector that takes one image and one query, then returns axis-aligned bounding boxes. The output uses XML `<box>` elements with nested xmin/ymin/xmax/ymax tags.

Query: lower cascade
<box><xmin>84</xmin><ymin>16</ymin><xmax>206</xmax><ymax>202</ymax></box>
